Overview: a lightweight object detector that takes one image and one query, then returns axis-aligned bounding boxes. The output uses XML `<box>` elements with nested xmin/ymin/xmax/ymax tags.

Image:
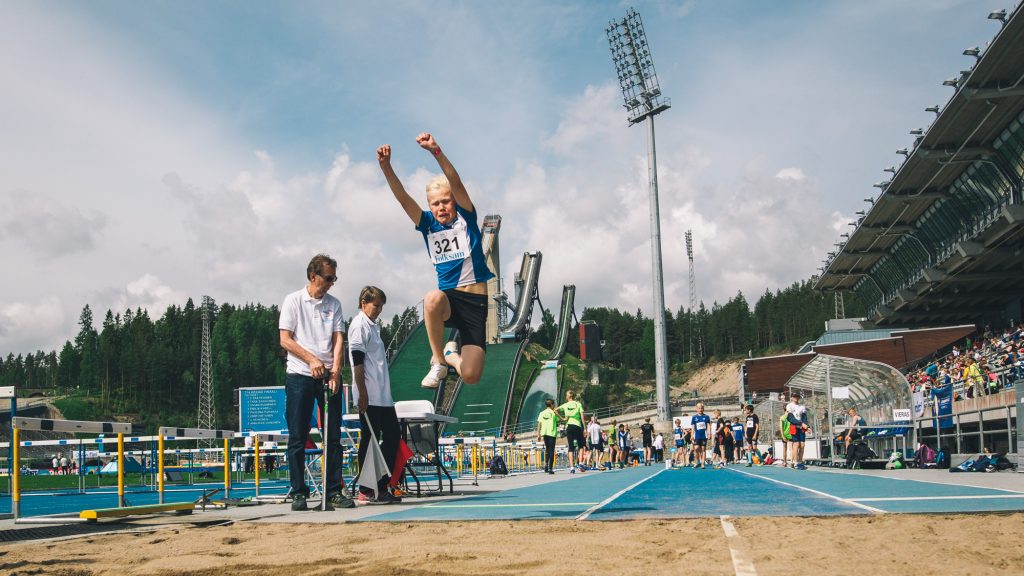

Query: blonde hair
<box><xmin>426</xmin><ymin>175</ymin><xmax>451</xmax><ymax>196</ymax></box>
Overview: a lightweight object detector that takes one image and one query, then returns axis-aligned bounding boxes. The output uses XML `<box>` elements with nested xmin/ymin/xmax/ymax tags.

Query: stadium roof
<box><xmin>815</xmin><ymin>6</ymin><xmax>1024</xmax><ymax>327</ymax></box>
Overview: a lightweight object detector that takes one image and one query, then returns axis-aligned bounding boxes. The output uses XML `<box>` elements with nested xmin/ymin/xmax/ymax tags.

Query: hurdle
<box><xmin>158</xmin><ymin>427</ymin><xmax>236</xmax><ymax>504</ymax></box>
<box><xmin>11</xmin><ymin>416</ymin><xmax>192</xmax><ymax>520</ymax></box>
<box><xmin>233</xmin><ymin>431</ymin><xmax>289</xmax><ymax>501</ymax></box>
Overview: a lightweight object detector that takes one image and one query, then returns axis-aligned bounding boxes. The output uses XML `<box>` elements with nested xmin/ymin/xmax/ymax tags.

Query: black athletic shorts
<box><xmin>565</xmin><ymin>424</ymin><xmax>585</xmax><ymax>451</ymax></box>
<box><xmin>642</xmin><ymin>438</ymin><xmax>653</xmax><ymax>448</ymax></box>
<box><xmin>443</xmin><ymin>289</ymin><xmax>488</xmax><ymax>350</ymax></box>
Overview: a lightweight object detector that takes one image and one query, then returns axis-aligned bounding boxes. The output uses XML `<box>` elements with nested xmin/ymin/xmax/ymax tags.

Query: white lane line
<box><xmin>820</xmin><ymin>469</ymin><xmax>1024</xmax><ymax>494</ymax></box>
<box><xmin>720</xmin><ymin>515</ymin><xmax>758</xmax><ymax>576</ymax></box>
<box><xmin>424</xmin><ymin>502</ymin><xmax>598</xmax><ymax>508</ymax></box>
<box><xmin>575</xmin><ymin>468</ymin><xmax>665</xmax><ymax>520</ymax></box>
<box><xmin>727</xmin><ymin>467</ymin><xmax>884</xmax><ymax>514</ymax></box>
<box><xmin>852</xmin><ymin>494</ymin><xmax>1024</xmax><ymax>502</ymax></box>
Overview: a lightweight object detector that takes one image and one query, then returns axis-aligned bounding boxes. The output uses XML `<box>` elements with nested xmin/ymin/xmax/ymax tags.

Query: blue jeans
<box><xmin>285</xmin><ymin>373</ymin><xmax>343</xmax><ymax>498</ymax></box>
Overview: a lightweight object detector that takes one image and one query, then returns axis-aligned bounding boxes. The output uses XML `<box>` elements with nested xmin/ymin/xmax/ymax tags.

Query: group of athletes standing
<box><xmin>672</xmin><ymin>403</ymin><xmax>761</xmax><ymax>468</ymax></box>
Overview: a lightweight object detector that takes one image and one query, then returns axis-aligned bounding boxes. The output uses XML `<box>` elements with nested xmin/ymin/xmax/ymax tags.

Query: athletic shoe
<box><xmin>796</xmin><ymin>463</ymin><xmax>807</xmax><ymax>470</ymax></box>
<box><xmin>421</xmin><ymin>360</ymin><xmax>447</xmax><ymax>388</ymax></box>
<box><xmin>290</xmin><ymin>493</ymin><xmax>308</xmax><ymax>511</ymax></box>
<box><xmin>746</xmin><ymin>463</ymin><xmax>753</xmax><ymax>467</ymax></box>
<box><xmin>443</xmin><ymin>341</ymin><xmax>459</xmax><ymax>358</ymax></box>
<box><xmin>326</xmin><ymin>493</ymin><xmax>356</xmax><ymax>510</ymax></box>
<box><xmin>377</xmin><ymin>491</ymin><xmax>402</xmax><ymax>504</ymax></box>
<box><xmin>357</xmin><ymin>491</ymin><xmax>394</xmax><ymax>505</ymax></box>
<box><xmin>569</xmin><ymin>468</ymin><xmax>575</xmax><ymax>475</ymax></box>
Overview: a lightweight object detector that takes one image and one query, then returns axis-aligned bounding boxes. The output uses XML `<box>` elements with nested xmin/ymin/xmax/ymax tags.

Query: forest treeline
<box><xmin>0</xmin><ymin>280</ymin><xmax>859</xmax><ymax>431</ymax></box>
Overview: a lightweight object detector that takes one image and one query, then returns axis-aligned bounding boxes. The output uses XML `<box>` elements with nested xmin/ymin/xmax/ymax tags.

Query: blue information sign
<box><xmin>239</xmin><ymin>386</ymin><xmax>288</xmax><ymax>432</ymax></box>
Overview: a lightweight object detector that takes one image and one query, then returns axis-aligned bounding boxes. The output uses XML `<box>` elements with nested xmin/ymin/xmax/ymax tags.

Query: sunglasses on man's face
<box><xmin>319</xmin><ymin>274</ymin><xmax>337</xmax><ymax>283</ymax></box>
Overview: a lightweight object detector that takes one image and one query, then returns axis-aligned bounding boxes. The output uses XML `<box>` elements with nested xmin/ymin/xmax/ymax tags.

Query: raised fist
<box><xmin>376</xmin><ymin>144</ymin><xmax>392</xmax><ymax>165</ymax></box>
<box><xmin>416</xmin><ymin>132</ymin><xmax>438</xmax><ymax>152</ymax></box>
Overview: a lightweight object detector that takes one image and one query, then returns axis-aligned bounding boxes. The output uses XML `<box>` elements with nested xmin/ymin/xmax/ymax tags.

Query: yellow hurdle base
<box><xmin>79</xmin><ymin>502</ymin><xmax>194</xmax><ymax>521</ymax></box>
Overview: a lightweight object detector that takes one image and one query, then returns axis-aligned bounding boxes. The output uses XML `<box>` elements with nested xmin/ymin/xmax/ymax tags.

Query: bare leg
<box><xmin>424</xmin><ymin>290</ymin><xmax>452</xmax><ymax>364</ymax></box>
<box><xmin>447</xmin><ymin>345</ymin><xmax>484</xmax><ymax>384</ymax></box>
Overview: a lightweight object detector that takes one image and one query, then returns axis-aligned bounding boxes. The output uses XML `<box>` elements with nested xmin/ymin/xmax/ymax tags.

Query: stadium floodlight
<box><xmin>925</xmin><ymin>105</ymin><xmax>941</xmax><ymax>116</ymax></box>
<box><xmin>942</xmin><ymin>77</ymin><xmax>960</xmax><ymax>88</ymax></box>
<box><xmin>884</xmin><ymin>166</ymin><xmax>897</xmax><ymax>174</ymax></box>
<box><xmin>873</xmin><ymin>181</ymin><xmax>891</xmax><ymax>189</ymax></box>
<box><xmin>909</xmin><ymin>128</ymin><xmax>924</xmax><ymax>136</ymax></box>
<box><xmin>606</xmin><ymin>8</ymin><xmax>671</xmax><ymax>126</ymax></box>
<box><xmin>963</xmin><ymin>46</ymin><xmax>981</xmax><ymax>59</ymax></box>
<box><xmin>864</xmin><ymin>197</ymin><xmax>876</xmax><ymax>204</ymax></box>
<box><xmin>841</xmin><ymin>233</ymin><xmax>850</xmax><ymax>239</ymax></box>
<box><xmin>988</xmin><ymin>9</ymin><xmax>1008</xmax><ymax>24</ymax></box>
<box><xmin>606</xmin><ymin>7</ymin><xmax>672</xmax><ymax>423</ymax></box>
<box><xmin>896</xmin><ymin>148</ymin><xmax>910</xmax><ymax>157</ymax></box>
<box><xmin>855</xmin><ymin>210</ymin><xmax>866</xmax><ymax>216</ymax></box>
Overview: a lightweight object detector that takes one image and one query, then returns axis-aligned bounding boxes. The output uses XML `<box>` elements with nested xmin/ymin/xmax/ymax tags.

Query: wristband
<box><xmin>432</xmin><ymin>147</ymin><xmax>442</xmax><ymax>157</ymax></box>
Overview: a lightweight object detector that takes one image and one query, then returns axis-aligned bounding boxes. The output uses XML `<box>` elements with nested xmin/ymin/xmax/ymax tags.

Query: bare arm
<box><xmin>377</xmin><ymin>144</ymin><xmax>422</xmax><ymax>225</ymax></box>
<box><xmin>416</xmin><ymin>132</ymin><xmax>474</xmax><ymax>213</ymax></box>
<box><xmin>280</xmin><ymin>329</ymin><xmax>327</xmax><ymax>378</ymax></box>
<box><xmin>329</xmin><ymin>331</ymin><xmax>344</xmax><ymax>394</ymax></box>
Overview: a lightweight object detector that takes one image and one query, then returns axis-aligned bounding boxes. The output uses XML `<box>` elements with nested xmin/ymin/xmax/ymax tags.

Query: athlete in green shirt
<box><xmin>557</xmin><ymin>390</ymin><xmax>586</xmax><ymax>473</ymax></box>
<box><xmin>536</xmin><ymin>398</ymin><xmax>560</xmax><ymax>474</ymax></box>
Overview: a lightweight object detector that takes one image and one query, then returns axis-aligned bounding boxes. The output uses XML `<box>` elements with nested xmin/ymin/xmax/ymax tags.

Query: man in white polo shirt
<box><xmin>279</xmin><ymin>254</ymin><xmax>353</xmax><ymax>511</ymax></box>
<box><xmin>349</xmin><ymin>286</ymin><xmax>401</xmax><ymax>504</ymax></box>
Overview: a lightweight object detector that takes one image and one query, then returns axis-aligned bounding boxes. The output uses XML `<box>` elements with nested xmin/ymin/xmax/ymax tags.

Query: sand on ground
<box><xmin>2</xmin><ymin>513</ymin><xmax>1022</xmax><ymax>576</ymax></box>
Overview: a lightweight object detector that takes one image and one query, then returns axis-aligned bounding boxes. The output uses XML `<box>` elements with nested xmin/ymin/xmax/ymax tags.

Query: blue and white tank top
<box><xmin>417</xmin><ymin>204</ymin><xmax>495</xmax><ymax>290</ymax></box>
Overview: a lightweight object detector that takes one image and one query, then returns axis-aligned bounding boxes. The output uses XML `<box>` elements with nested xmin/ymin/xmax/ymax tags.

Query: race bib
<box><xmin>427</xmin><ymin>227</ymin><xmax>470</xmax><ymax>265</ymax></box>
<box><xmin>695</xmin><ymin>421</ymin><xmax>706</xmax><ymax>431</ymax></box>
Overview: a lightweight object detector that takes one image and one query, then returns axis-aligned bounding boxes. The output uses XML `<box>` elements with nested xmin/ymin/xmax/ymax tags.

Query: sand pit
<box><xmin>2</xmin><ymin>513</ymin><xmax>1023</xmax><ymax>575</ymax></box>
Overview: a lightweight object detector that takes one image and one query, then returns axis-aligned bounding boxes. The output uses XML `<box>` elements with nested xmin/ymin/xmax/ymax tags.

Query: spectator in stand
<box><xmin>838</xmin><ymin>407</ymin><xmax>865</xmax><ymax>452</ymax></box>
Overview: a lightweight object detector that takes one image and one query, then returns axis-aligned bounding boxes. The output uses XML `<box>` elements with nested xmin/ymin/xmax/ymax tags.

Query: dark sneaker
<box><xmin>377</xmin><ymin>491</ymin><xmax>402</xmax><ymax>504</ymax></box>
<box><xmin>290</xmin><ymin>493</ymin><xmax>308</xmax><ymax>511</ymax></box>
<box><xmin>327</xmin><ymin>493</ymin><xmax>355</xmax><ymax>510</ymax></box>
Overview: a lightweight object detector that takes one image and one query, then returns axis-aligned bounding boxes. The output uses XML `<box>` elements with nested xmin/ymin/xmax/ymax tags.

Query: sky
<box><xmin>0</xmin><ymin>0</ymin><xmax>1011</xmax><ymax>355</ymax></box>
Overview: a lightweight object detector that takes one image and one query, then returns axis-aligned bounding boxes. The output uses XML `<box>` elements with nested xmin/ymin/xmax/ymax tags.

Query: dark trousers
<box><xmin>543</xmin><ymin>435</ymin><xmax>556</xmax><ymax>471</ymax></box>
<box><xmin>285</xmin><ymin>373</ymin><xmax>343</xmax><ymax>498</ymax></box>
<box><xmin>358</xmin><ymin>405</ymin><xmax>400</xmax><ymax>492</ymax></box>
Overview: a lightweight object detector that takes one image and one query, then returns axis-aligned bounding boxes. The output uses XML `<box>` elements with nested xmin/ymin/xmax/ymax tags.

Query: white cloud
<box><xmin>0</xmin><ymin>296</ymin><xmax>67</xmax><ymax>353</ymax></box>
<box><xmin>0</xmin><ymin>190</ymin><xmax>108</xmax><ymax>257</ymax></box>
<box><xmin>775</xmin><ymin>168</ymin><xmax>806</xmax><ymax>182</ymax></box>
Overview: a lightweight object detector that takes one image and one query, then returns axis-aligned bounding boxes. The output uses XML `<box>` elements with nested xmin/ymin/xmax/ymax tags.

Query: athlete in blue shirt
<box><xmin>378</xmin><ymin>133</ymin><xmax>494</xmax><ymax>389</ymax></box>
<box><xmin>690</xmin><ymin>403</ymin><xmax>712</xmax><ymax>469</ymax></box>
<box><xmin>731</xmin><ymin>418</ymin><xmax>745</xmax><ymax>463</ymax></box>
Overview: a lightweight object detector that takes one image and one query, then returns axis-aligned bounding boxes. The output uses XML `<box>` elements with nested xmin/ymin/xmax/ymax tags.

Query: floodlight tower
<box><xmin>686</xmin><ymin>230</ymin><xmax>697</xmax><ymax>361</ymax></box>
<box><xmin>606</xmin><ymin>8</ymin><xmax>672</xmax><ymax>423</ymax></box>
<box><xmin>198</xmin><ymin>295</ymin><xmax>216</xmax><ymax>447</ymax></box>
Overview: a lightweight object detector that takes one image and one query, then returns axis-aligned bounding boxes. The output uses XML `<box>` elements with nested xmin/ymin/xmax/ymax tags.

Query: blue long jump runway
<box><xmin>362</xmin><ymin>465</ymin><xmax>1024</xmax><ymax>522</ymax></box>
<box><xmin>0</xmin><ymin>481</ymin><xmax>291</xmax><ymax>517</ymax></box>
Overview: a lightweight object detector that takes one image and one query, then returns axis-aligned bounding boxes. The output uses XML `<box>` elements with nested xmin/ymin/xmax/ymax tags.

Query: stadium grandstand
<box><xmin>814</xmin><ymin>7</ymin><xmax>1024</xmax><ymax>329</ymax></box>
<box><xmin>746</xmin><ymin>6</ymin><xmax>1024</xmax><ymax>466</ymax></box>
